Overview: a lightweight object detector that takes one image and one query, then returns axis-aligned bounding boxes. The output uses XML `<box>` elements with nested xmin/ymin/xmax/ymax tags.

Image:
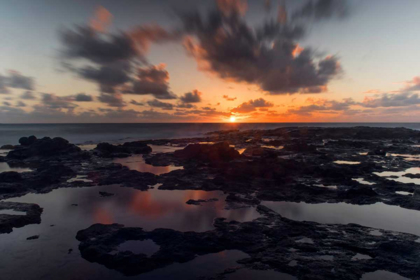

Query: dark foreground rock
<box><xmin>7</xmin><ymin>136</ymin><xmax>82</xmax><ymax>160</ymax></box>
<box><xmin>76</xmin><ymin>206</ymin><xmax>420</xmax><ymax>279</ymax></box>
<box><xmin>94</xmin><ymin>142</ymin><xmax>152</xmax><ymax>158</ymax></box>
<box><xmin>0</xmin><ymin>202</ymin><xmax>43</xmax><ymax>234</ymax></box>
<box><xmin>186</xmin><ymin>198</ymin><xmax>218</xmax><ymax>205</ymax></box>
<box><xmin>174</xmin><ymin>142</ymin><xmax>240</xmax><ymax>162</ymax></box>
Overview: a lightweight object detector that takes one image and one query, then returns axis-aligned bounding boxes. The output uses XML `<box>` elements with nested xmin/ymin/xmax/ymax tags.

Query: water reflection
<box><xmin>374</xmin><ymin>167</ymin><xmax>420</xmax><ymax>184</ymax></box>
<box><xmin>361</xmin><ymin>270</ymin><xmax>410</xmax><ymax>280</ymax></box>
<box><xmin>262</xmin><ymin>201</ymin><xmax>420</xmax><ymax>236</ymax></box>
<box><xmin>0</xmin><ymin>162</ymin><xmax>33</xmax><ymax>173</ymax></box>
<box><xmin>333</xmin><ymin>160</ymin><xmax>361</xmax><ymax>165</ymax></box>
<box><xmin>114</xmin><ymin>155</ymin><xmax>183</xmax><ymax>175</ymax></box>
<box><xmin>0</xmin><ymin>186</ymin><xmax>260</xmax><ymax>280</ymax></box>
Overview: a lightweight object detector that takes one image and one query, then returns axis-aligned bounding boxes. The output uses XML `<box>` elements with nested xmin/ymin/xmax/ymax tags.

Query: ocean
<box><xmin>1</xmin><ymin>123</ymin><xmax>420</xmax><ymax>146</ymax></box>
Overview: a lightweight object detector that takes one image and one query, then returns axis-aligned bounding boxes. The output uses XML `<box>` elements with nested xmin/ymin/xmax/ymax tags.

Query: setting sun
<box><xmin>229</xmin><ymin>116</ymin><xmax>236</xmax><ymax>122</ymax></box>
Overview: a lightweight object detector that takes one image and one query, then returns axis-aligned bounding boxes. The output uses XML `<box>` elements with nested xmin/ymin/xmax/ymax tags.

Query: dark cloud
<box><xmin>130</xmin><ymin>100</ymin><xmax>144</xmax><ymax>106</ymax></box>
<box><xmin>362</xmin><ymin>92</ymin><xmax>420</xmax><ymax>108</ymax></box>
<box><xmin>292</xmin><ymin>0</ymin><xmax>349</xmax><ymax>21</ymax></box>
<box><xmin>180</xmin><ymin>2</ymin><xmax>342</xmax><ymax>94</ymax></box>
<box><xmin>0</xmin><ymin>75</ymin><xmax>9</xmax><ymax>94</ymax></box>
<box><xmin>232</xmin><ymin>98</ymin><xmax>274</xmax><ymax>113</ymax></box>
<box><xmin>74</xmin><ymin>93</ymin><xmax>93</xmax><ymax>102</ymax></box>
<box><xmin>287</xmin><ymin>98</ymin><xmax>355</xmax><ymax>116</ymax></box>
<box><xmin>75</xmin><ymin>62</ymin><xmax>132</xmax><ymax>93</ymax></box>
<box><xmin>176</xmin><ymin>102</ymin><xmax>195</xmax><ymax>109</ymax></box>
<box><xmin>403</xmin><ymin>76</ymin><xmax>420</xmax><ymax>92</ymax></box>
<box><xmin>126</xmin><ymin>64</ymin><xmax>176</xmax><ymax>99</ymax></box>
<box><xmin>41</xmin><ymin>93</ymin><xmax>77</xmax><ymax>110</ymax></box>
<box><xmin>0</xmin><ymin>71</ymin><xmax>35</xmax><ymax>94</ymax></box>
<box><xmin>223</xmin><ymin>95</ymin><xmax>237</xmax><ymax>101</ymax></box>
<box><xmin>59</xmin><ymin>26</ymin><xmax>139</xmax><ymax>65</ymax></box>
<box><xmin>147</xmin><ymin>99</ymin><xmax>174</xmax><ymax>110</ymax></box>
<box><xmin>20</xmin><ymin>91</ymin><xmax>36</xmax><ymax>100</ymax></box>
<box><xmin>16</xmin><ymin>101</ymin><xmax>26</xmax><ymax>107</ymax></box>
<box><xmin>98</xmin><ymin>92</ymin><xmax>126</xmax><ymax>107</ymax></box>
<box><xmin>180</xmin><ymin>90</ymin><xmax>202</xmax><ymax>103</ymax></box>
<box><xmin>7</xmin><ymin>71</ymin><xmax>35</xmax><ymax>90</ymax></box>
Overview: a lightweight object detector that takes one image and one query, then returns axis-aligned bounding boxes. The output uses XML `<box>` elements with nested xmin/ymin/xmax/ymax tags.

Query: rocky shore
<box><xmin>1</xmin><ymin>127</ymin><xmax>420</xmax><ymax>279</ymax></box>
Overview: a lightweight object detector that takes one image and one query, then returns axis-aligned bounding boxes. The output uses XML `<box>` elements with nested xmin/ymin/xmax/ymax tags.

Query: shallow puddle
<box><xmin>374</xmin><ymin>167</ymin><xmax>420</xmax><ymax>184</ymax></box>
<box><xmin>333</xmin><ymin>160</ymin><xmax>361</xmax><ymax>165</ymax></box>
<box><xmin>0</xmin><ymin>162</ymin><xmax>33</xmax><ymax>173</ymax></box>
<box><xmin>261</xmin><ymin>145</ymin><xmax>284</xmax><ymax>150</ymax></box>
<box><xmin>0</xmin><ymin>209</ymin><xmax>27</xmax><ymax>215</ymax></box>
<box><xmin>395</xmin><ymin>191</ymin><xmax>413</xmax><ymax>196</ymax></box>
<box><xmin>361</xmin><ymin>270</ymin><xmax>410</xmax><ymax>280</ymax></box>
<box><xmin>262</xmin><ymin>201</ymin><xmax>420</xmax><ymax>236</ymax></box>
<box><xmin>114</xmin><ymin>155</ymin><xmax>183</xmax><ymax>175</ymax></box>
<box><xmin>0</xmin><ymin>185</ymin><xmax>261</xmax><ymax>280</ymax></box>
<box><xmin>352</xmin><ymin>178</ymin><xmax>375</xmax><ymax>185</ymax></box>
<box><xmin>112</xmin><ymin>240</ymin><xmax>160</xmax><ymax>257</ymax></box>
<box><xmin>149</xmin><ymin>144</ymin><xmax>183</xmax><ymax>154</ymax></box>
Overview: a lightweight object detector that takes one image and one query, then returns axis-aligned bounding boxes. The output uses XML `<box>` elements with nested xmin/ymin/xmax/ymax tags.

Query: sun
<box><xmin>229</xmin><ymin>116</ymin><xmax>236</xmax><ymax>122</ymax></box>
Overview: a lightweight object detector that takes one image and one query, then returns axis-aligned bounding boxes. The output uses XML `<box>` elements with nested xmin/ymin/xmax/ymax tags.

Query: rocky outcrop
<box><xmin>0</xmin><ymin>202</ymin><xmax>43</xmax><ymax>234</ymax></box>
<box><xmin>94</xmin><ymin>142</ymin><xmax>152</xmax><ymax>158</ymax></box>
<box><xmin>76</xmin><ymin>206</ymin><xmax>420</xmax><ymax>279</ymax></box>
<box><xmin>7</xmin><ymin>136</ymin><xmax>81</xmax><ymax>159</ymax></box>
<box><xmin>174</xmin><ymin>142</ymin><xmax>240</xmax><ymax>162</ymax></box>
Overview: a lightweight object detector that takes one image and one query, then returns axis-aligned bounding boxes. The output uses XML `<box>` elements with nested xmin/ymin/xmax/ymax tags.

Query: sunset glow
<box><xmin>0</xmin><ymin>0</ymin><xmax>419</xmax><ymax>124</ymax></box>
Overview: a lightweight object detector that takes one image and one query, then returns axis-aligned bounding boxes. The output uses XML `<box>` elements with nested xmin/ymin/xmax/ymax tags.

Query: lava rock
<box><xmin>174</xmin><ymin>142</ymin><xmax>240</xmax><ymax>162</ymax></box>
<box><xmin>0</xmin><ymin>202</ymin><xmax>43</xmax><ymax>234</ymax></box>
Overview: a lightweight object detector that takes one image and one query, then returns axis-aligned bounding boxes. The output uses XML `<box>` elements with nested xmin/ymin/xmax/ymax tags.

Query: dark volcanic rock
<box><xmin>76</xmin><ymin>206</ymin><xmax>420</xmax><ymax>279</ymax></box>
<box><xmin>99</xmin><ymin>191</ymin><xmax>115</xmax><ymax>197</ymax></box>
<box><xmin>403</xmin><ymin>173</ymin><xmax>420</xmax><ymax>179</ymax></box>
<box><xmin>0</xmin><ymin>172</ymin><xmax>23</xmax><ymax>183</ymax></box>
<box><xmin>94</xmin><ymin>142</ymin><xmax>151</xmax><ymax>158</ymax></box>
<box><xmin>26</xmin><ymin>235</ymin><xmax>40</xmax><ymax>240</ymax></box>
<box><xmin>186</xmin><ymin>198</ymin><xmax>218</xmax><ymax>205</ymax></box>
<box><xmin>19</xmin><ymin>135</ymin><xmax>37</xmax><ymax>146</ymax></box>
<box><xmin>174</xmin><ymin>142</ymin><xmax>240</xmax><ymax>162</ymax></box>
<box><xmin>8</xmin><ymin>137</ymin><xmax>81</xmax><ymax>159</ymax></box>
<box><xmin>0</xmin><ymin>144</ymin><xmax>15</xmax><ymax>150</ymax></box>
<box><xmin>0</xmin><ymin>202</ymin><xmax>43</xmax><ymax>234</ymax></box>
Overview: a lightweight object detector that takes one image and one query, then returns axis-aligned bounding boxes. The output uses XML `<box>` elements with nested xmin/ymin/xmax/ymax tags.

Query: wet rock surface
<box><xmin>1</xmin><ymin>127</ymin><xmax>420</xmax><ymax>278</ymax></box>
<box><xmin>76</xmin><ymin>206</ymin><xmax>420</xmax><ymax>279</ymax></box>
<box><xmin>0</xmin><ymin>202</ymin><xmax>43</xmax><ymax>233</ymax></box>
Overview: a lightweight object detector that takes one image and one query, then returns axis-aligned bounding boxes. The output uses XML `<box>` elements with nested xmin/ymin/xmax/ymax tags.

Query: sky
<box><xmin>1</xmin><ymin>0</ymin><xmax>420</xmax><ymax>123</ymax></box>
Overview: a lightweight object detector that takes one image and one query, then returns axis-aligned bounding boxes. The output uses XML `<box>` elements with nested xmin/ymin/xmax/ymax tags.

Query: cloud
<box><xmin>129</xmin><ymin>25</ymin><xmax>181</xmax><ymax>53</ymax></box>
<box><xmin>41</xmin><ymin>93</ymin><xmax>77</xmax><ymax>110</ymax></box>
<box><xmin>0</xmin><ymin>71</ymin><xmax>35</xmax><ymax>93</ymax></box>
<box><xmin>74</xmin><ymin>93</ymin><xmax>93</xmax><ymax>102</ymax></box>
<box><xmin>362</xmin><ymin>92</ymin><xmax>420</xmax><ymax>108</ymax></box>
<box><xmin>176</xmin><ymin>102</ymin><xmax>195</xmax><ymax>109</ymax></box>
<box><xmin>292</xmin><ymin>0</ymin><xmax>349</xmax><ymax>21</ymax></box>
<box><xmin>180</xmin><ymin>90</ymin><xmax>202</xmax><ymax>103</ymax></box>
<box><xmin>90</xmin><ymin>6</ymin><xmax>113</xmax><ymax>33</ymax></box>
<box><xmin>125</xmin><ymin>64</ymin><xmax>176</xmax><ymax>99</ymax></box>
<box><xmin>75</xmin><ymin>62</ymin><xmax>132</xmax><ymax>93</ymax></box>
<box><xmin>180</xmin><ymin>2</ymin><xmax>342</xmax><ymax>95</ymax></box>
<box><xmin>60</xmin><ymin>26</ymin><xmax>138</xmax><ymax>65</ymax></box>
<box><xmin>223</xmin><ymin>95</ymin><xmax>237</xmax><ymax>101</ymax></box>
<box><xmin>98</xmin><ymin>92</ymin><xmax>126</xmax><ymax>107</ymax></box>
<box><xmin>16</xmin><ymin>101</ymin><xmax>26</xmax><ymax>107</ymax></box>
<box><xmin>20</xmin><ymin>91</ymin><xmax>37</xmax><ymax>100</ymax></box>
<box><xmin>216</xmin><ymin>0</ymin><xmax>248</xmax><ymax>16</ymax></box>
<box><xmin>147</xmin><ymin>99</ymin><xmax>174</xmax><ymax>110</ymax></box>
<box><xmin>403</xmin><ymin>76</ymin><xmax>420</xmax><ymax>92</ymax></box>
<box><xmin>130</xmin><ymin>100</ymin><xmax>144</xmax><ymax>106</ymax></box>
<box><xmin>287</xmin><ymin>98</ymin><xmax>355</xmax><ymax>116</ymax></box>
<box><xmin>232</xmin><ymin>98</ymin><xmax>274</xmax><ymax>113</ymax></box>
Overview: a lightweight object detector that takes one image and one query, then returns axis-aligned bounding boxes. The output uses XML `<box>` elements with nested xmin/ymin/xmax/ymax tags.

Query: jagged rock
<box><xmin>99</xmin><ymin>191</ymin><xmax>114</xmax><ymax>197</ymax></box>
<box><xmin>76</xmin><ymin>206</ymin><xmax>420</xmax><ymax>279</ymax></box>
<box><xmin>174</xmin><ymin>142</ymin><xmax>240</xmax><ymax>162</ymax></box>
<box><xmin>19</xmin><ymin>135</ymin><xmax>37</xmax><ymax>146</ymax></box>
<box><xmin>186</xmin><ymin>198</ymin><xmax>218</xmax><ymax>205</ymax></box>
<box><xmin>8</xmin><ymin>137</ymin><xmax>81</xmax><ymax>159</ymax></box>
<box><xmin>26</xmin><ymin>235</ymin><xmax>39</xmax><ymax>240</ymax></box>
<box><xmin>94</xmin><ymin>142</ymin><xmax>151</xmax><ymax>158</ymax></box>
<box><xmin>0</xmin><ymin>202</ymin><xmax>43</xmax><ymax>234</ymax></box>
<box><xmin>0</xmin><ymin>172</ymin><xmax>23</xmax><ymax>183</ymax></box>
<box><xmin>0</xmin><ymin>144</ymin><xmax>15</xmax><ymax>150</ymax></box>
